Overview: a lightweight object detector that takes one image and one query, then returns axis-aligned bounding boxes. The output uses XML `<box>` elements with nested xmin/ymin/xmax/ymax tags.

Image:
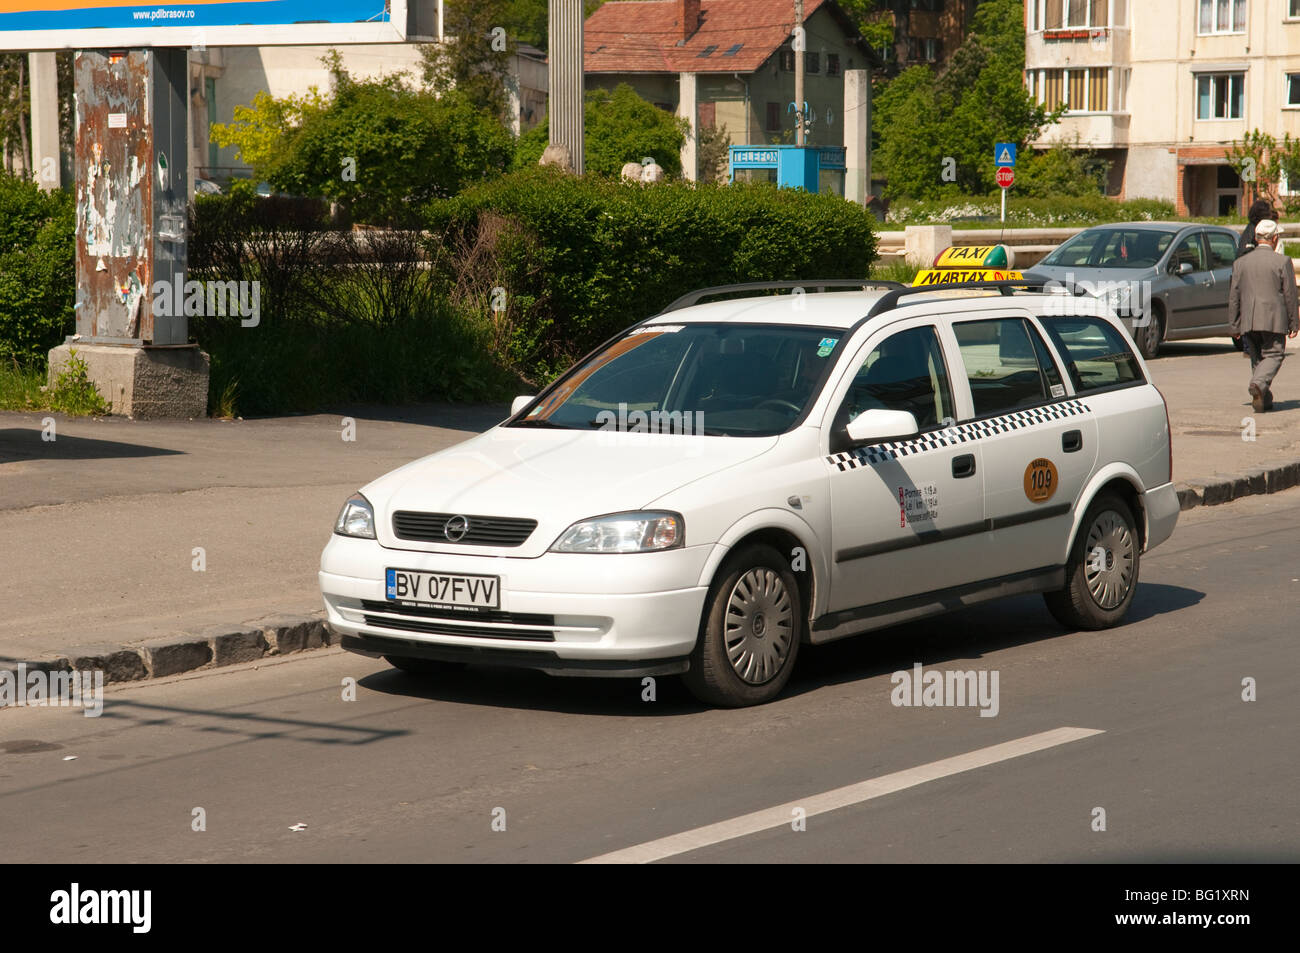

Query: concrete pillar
<box><xmin>59</xmin><ymin>49</ymin><xmax>208</xmax><ymax>418</ymax></box>
<box><xmin>678</xmin><ymin>71</ymin><xmax>698</xmax><ymax>182</ymax></box>
<box><xmin>548</xmin><ymin>0</ymin><xmax>584</xmax><ymax>174</ymax></box>
<box><xmin>28</xmin><ymin>52</ymin><xmax>60</xmax><ymax>191</ymax></box>
<box><xmin>844</xmin><ymin>69</ymin><xmax>870</xmax><ymax>207</ymax></box>
<box><xmin>904</xmin><ymin>225</ymin><xmax>952</xmax><ymax>268</ymax></box>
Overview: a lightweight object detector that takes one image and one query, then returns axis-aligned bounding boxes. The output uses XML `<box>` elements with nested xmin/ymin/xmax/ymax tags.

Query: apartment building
<box><xmin>1025</xmin><ymin>0</ymin><xmax>1300</xmax><ymax>215</ymax></box>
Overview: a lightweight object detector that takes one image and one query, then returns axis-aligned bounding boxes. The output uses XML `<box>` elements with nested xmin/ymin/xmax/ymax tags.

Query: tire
<box><xmin>1136</xmin><ymin>309</ymin><xmax>1163</xmax><ymax>360</ymax></box>
<box><xmin>1044</xmin><ymin>492</ymin><xmax>1140</xmax><ymax>630</ymax></box>
<box><xmin>384</xmin><ymin>655</ymin><xmax>467</xmax><ymax>676</ymax></box>
<box><xmin>684</xmin><ymin>543</ymin><xmax>803</xmax><ymax>708</ymax></box>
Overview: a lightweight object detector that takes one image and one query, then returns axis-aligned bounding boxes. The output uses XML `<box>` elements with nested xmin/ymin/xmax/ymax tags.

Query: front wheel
<box><xmin>684</xmin><ymin>543</ymin><xmax>802</xmax><ymax>707</ymax></box>
<box><xmin>1136</xmin><ymin>309</ymin><xmax>1164</xmax><ymax>360</ymax></box>
<box><xmin>1044</xmin><ymin>492</ymin><xmax>1140</xmax><ymax>630</ymax></box>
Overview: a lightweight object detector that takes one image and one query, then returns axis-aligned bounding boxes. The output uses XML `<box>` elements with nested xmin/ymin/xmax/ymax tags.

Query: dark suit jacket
<box><xmin>1228</xmin><ymin>245</ymin><xmax>1300</xmax><ymax>336</ymax></box>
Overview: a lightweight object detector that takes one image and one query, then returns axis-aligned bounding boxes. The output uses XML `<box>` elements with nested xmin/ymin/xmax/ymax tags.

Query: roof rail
<box><xmin>864</xmin><ymin>278</ymin><xmax>1085</xmax><ymax>318</ymax></box>
<box><xmin>659</xmin><ymin>279</ymin><xmax>905</xmax><ymax>314</ymax></box>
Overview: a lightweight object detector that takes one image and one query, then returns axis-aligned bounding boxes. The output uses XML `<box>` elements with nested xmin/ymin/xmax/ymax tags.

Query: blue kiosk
<box><xmin>728</xmin><ymin>145</ymin><xmax>848</xmax><ymax>195</ymax></box>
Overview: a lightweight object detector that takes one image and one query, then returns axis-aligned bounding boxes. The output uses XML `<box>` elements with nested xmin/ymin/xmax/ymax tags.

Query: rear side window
<box><xmin>952</xmin><ymin>318</ymin><xmax>1056</xmax><ymax>417</ymax></box>
<box><xmin>1041</xmin><ymin>317</ymin><xmax>1145</xmax><ymax>393</ymax></box>
<box><xmin>1207</xmin><ymin>231</ymin><xmax>1237</xmax><ymax>268</ymax></box>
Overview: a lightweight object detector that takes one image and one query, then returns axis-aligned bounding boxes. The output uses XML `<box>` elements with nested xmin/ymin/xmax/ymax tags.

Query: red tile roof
<box><xmin>585</xmin><ymin>0</ymin><xmax>850</xmax><ymax>74</ymax></box>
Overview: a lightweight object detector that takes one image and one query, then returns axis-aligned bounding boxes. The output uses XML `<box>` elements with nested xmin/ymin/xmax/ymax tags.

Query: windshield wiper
<box><xmin>509</xmin><ymin>419</ymin><xmax>573</xmax><ymax>429</ymax></box>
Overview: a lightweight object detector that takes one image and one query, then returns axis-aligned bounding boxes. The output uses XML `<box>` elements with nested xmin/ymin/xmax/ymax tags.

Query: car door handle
<box><xmin>952</xmin><ymin>453</ymin><xmax>976</xmax><ymax>478</ymax></box>
<box><xmin>1062</xmin><ymin>429</ymin><xmax>1083</xmax><ymax>453</ymax></box>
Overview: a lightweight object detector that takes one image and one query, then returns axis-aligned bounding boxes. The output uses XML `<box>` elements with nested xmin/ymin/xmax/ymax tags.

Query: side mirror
<box><xmin>1173</xmin><ymin>261</ymin><xmax>1194</xmax><ymax>276</ymax></box>
<box><xmin>845</xmin><ymin>409</ymin><xmax>920</xmax><ymax>445</ymax></box>
<box><xmin>510</xmin><ymin>395</ymin><xmax>535</xmax><ymax>416</ymax></box>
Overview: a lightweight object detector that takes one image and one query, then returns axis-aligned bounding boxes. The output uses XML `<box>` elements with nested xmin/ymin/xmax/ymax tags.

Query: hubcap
<box><xmin>724</xmin><ymin>568</ymin><xmax>794</xmax><ymax>685</ymax></box>
<box><xmin>1084</xmin><ymin>509</ymin><xmax>1135</xmax><ymax>610</ymax></box>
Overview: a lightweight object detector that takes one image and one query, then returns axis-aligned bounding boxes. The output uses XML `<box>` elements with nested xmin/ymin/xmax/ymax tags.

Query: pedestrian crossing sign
<box><xmin>995</xmin><ymin>143</ymin><xmax>1017</xmax><ymax>167</ymax></box>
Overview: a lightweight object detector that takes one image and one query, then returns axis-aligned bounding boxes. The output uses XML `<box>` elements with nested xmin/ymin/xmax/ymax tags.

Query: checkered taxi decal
<box><xmin>827</xmin><ymin>400</ymin><xmax>1091</xmax><ymax>470</ymax></box>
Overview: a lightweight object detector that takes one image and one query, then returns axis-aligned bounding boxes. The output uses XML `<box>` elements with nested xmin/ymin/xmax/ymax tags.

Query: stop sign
<box><xmin>996</xmin><ymin>166</ymin><xmax>1015</xmax><ymax>189</ymax></box>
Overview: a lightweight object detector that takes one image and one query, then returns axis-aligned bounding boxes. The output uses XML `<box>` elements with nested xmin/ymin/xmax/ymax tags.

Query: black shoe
<box><xmin>1262</xmin><ymin>388</ymin><xmax>1274</xmax><ymax>411</ymax></box>
<box><xmin>1249</xmin><ymin>382</ymin><xmax>1265</xmax><ymax>412</ymax></box>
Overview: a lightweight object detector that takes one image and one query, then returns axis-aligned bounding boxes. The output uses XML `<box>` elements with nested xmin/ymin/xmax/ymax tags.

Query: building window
<box><xmin>907</xmin><ymin>37</ymin><xmax>942</xmax><ymax>62</ymax></box>
<box><xmin>1196</xmin><ymin>72</ymin><xmax>1244</xmax><ymax>119</ymax></box>
<box><xmin>1290</xmin><ymin>0</ymin><xmax>1300</xmax><ymax>18</ymax></box>
<box><xmin>779</xmin><ymin>49</ymin><xmax>795</xmax><ymax>72</ymax></box>
<box><xmin>1042</xmin><ymin>0</ymin><xmax>1109</xmax><ymax>29</ymax></box>
<box><xmin>1288</xmin><ymin>73</ymin><xmax>1300</xmax><ymax>107</ymax></box>
<box><xmin>827</xmin><ymin>53</ymin><xmax>841</xmax><ymax>77</ymax></box>
<box><xmin>805</xmin><ymin>52</ymin><xmax>820</xmax><ymax>74</ymax></box>
<box><xmin>1032</xmin><ymin>67</ymin><xmax>1109</xmax><ymax>112</ymax></box>
<box><xmin>766</xmin><ymin>101</ymin><xmax>781</xmax><ymax>131</ymax></box>
<box><xmin>1199</xmin><ymin>0</ymin><xmax>1247</xmax><ymax>34</ymax></box>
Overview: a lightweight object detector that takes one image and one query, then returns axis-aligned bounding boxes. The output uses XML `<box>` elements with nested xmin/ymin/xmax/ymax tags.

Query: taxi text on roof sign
<box><xmin>933</xmin><ymin>244</ymin><xmax>1012</xmax><ymax>269</ymax></box>
<box><xmin>912</xmin><ymin>268</ymin><xmax>1024</xmax><ymax>287</ymax></box>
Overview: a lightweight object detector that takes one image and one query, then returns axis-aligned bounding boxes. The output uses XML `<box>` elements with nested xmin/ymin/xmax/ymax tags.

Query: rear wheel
<box><xmin>684</xmin><ymin>543</ymin><xmax>802</xmax><ymax>707</ymax></box>
<box><xmin>1045</xmin><ymin>492</ymin><xmax>1140</xmax><ymax>630</ymax></box>
<box><xmin>384</xmin><ymin>656</ymin><xmax>467</xmax><ymax>676</ymax></box>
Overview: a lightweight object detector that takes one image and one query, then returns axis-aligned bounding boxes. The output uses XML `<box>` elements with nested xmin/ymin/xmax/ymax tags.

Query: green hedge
<box><xmin>886</xmin><ymin>193</ymin><xmax>1178</xmax><ymax>228</ymax></box>
<box><xmin>0</xmin><ymin>173</ymin><xmax>75</xmax><ymax>365</ymax></box>
<box><xmin>426</xmin><ymin>168</ymin><xmax>879</xmax><ymax>379</ymax></box>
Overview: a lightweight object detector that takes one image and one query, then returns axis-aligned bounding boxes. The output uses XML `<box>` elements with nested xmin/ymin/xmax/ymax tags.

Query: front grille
<box><xmin>392</xmin><ymin>511</ymin><xmax>537</xmax><ymax>547</ymax></box>
<box><xmin>361</xmin><ymin>614</ymin><xmax>555</xmax><ymax>642</ymax></box>
<box><xmin>360</xmin><ymin>600</ymin><xmax>554</xmax><ymax>628</ymax></box>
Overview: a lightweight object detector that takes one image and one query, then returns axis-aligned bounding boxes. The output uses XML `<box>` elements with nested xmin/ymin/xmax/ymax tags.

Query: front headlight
<box><xmin>550</xmin><ymin>511</ymin><xmax>684</xmax><ymax>553</ymax></box>
<box><xmin>334</xmin><ymin>493</ymin><xmax>377</xmax><ymax>539</ymax></box>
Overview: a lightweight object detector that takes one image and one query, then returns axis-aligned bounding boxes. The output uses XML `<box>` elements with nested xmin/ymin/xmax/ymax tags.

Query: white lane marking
<box><xmin>579</xmin><ymin>726</ymin><xmax>1104</xmax><ymax>864</ymax></box>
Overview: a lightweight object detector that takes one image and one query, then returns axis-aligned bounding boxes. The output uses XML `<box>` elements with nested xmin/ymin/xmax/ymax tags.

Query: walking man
<box><xmin>1228</xmin><ymin>218</ymin><xmax>1299</xmax><ymax>411</ymax></box>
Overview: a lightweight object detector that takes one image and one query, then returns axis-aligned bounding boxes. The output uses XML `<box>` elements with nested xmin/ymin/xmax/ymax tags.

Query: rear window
<box><xmin>1041</xmin><ymin>317</ymin><xmax>1145</xmax><ymax>392</ymax></box>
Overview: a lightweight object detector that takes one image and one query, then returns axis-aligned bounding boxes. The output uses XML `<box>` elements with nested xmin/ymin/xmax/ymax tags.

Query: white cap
<box><xmin>1256</xmin><ymin>218</ymin><xmax>1281</xmax><ymax>238</ymax></box>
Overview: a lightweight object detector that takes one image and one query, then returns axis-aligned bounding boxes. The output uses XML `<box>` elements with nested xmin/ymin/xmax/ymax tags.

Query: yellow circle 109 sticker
<box><xmin>1023</xmin><ymin>458</ymin><xmax>1059</xmax><ymax>503</ymax></box>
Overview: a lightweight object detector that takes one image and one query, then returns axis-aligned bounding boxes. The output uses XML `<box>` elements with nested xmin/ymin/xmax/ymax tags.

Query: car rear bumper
<box><xmin>1142</xmin><ymin>481</ymin><xmax>1180</xmax><ymax>551</ymax></box>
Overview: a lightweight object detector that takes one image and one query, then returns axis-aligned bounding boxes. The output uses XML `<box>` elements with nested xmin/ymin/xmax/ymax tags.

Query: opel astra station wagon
<box><xmin>320</xmin><ymin>280</ymin><xmax>1180</xmax><ymax>707</ymax></box>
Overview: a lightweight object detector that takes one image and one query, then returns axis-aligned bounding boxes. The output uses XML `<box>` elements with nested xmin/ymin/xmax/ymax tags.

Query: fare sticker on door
<box><xmin>898</xmin><ymin>483</ymin><xmax>939</xmax><ymax>526</ymax></box>
<box><xmin>1023</xmin><ymin>458</ymin><xmax>1059</xmax><ymax>503</ymax></box>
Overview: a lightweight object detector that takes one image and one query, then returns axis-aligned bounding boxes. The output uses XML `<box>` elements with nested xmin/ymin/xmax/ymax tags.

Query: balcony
<box><xmin>1036</xmin><ymin>112</ymin><xmax>1130</xmax><ymax>150</ymax></box>
<box><xmin>1027</xmin><ymin>26</ymin><xmax>1130</xmax><ymax>68</ymax></box>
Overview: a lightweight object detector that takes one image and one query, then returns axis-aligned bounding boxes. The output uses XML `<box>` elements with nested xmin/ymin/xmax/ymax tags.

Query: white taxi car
<box><xmin>320</xmin><ymin>280</ymin><xmax>1180</xmax><ymax>707</ymax></box>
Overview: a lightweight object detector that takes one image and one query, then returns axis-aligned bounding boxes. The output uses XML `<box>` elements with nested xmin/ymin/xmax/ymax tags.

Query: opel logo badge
<box><xmin>444</xmin><ymin>515</ymin><xmax>470</xmax><ymax>542</ymax></box>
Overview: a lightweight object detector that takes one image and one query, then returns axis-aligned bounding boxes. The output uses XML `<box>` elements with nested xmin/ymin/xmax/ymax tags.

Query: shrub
<box><xmin>427</xmin><ymin>168</ymin><xmax>879</xmax><ymax>379</ymax></box>
<box><xmin>48</xmin><ymin>350</ymin><xmax>110</xmax><ymax>416</ymax></box>
<box><xmin>0</xmin><ymin>172</ymin><xmax>75</xmax><ymax>365</ymax></box>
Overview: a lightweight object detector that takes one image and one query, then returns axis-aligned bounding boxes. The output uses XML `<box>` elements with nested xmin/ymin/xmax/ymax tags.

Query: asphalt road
<box><xmin>1</xmin><ymin>490</ymin><xmax>1296</xmax><ymax>864</ymax></box>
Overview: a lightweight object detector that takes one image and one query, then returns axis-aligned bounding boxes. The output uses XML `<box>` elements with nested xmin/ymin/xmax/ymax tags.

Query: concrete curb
<box><xmin>1176</xmin><ymin>459</ymin><xmax>1300</xmax><ymax>510</ymax></box>
<box><xmin>2</xmin><ymin>613</ymin><xmax>334</xmax><ymax>685</ymax></box>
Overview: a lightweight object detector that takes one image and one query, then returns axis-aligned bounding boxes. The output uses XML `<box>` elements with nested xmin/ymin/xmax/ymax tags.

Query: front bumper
<box><xmin>319</xmin><ymin>534</ymin><xmax>712</xmax><ymax>675</ymax></box>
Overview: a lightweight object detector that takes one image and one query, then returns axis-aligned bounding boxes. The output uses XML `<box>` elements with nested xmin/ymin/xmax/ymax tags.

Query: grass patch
<box><xmin>0</xmin><ymin>358</ymin><xmax>47</xmax><ymax>411</ymax></box>
<box><xmin>871</xmin><ymin>260</ymin><xmax>921</xmax><ymax>285</ymax></box>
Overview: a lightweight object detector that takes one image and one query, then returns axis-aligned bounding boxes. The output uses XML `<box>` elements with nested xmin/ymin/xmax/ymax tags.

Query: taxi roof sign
<box><xmin>912</xmin><ymin>268</ymin><xmax>1024</xmax><ymax>287</ymax></box>
<box><xmin>932</xmin><ymin>244</ymin><xmax>1013</xmax><ymax>269</ymax></box>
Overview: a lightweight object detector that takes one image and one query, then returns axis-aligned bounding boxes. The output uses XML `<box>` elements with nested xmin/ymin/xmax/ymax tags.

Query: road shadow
<box><xmin>90</xmin><ymin>699</ymin><xmax>405</xmax><ymax>746</ymax></box>
<box><xmin>360</xmin><ymin>583</ymin><xmax>1205</xmax><ymax>714</ymax></box>
<box><xmin>0</xmin><ymin>428</ymin><xmax>185</xmax><ymax>463</ymax></box>
<box><xmin>309</xmin><ymin>402</ymin><xmax>510</xmax><ymax>434</ymax></box>
<box><xmin>1152</xmin><ymin>341</ymin><xmax>1239</xmax><ymax>359</ymax></box>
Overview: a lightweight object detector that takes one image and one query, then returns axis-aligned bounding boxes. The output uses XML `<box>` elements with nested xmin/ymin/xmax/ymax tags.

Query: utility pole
<box><xmin>794</xmin><ymin>0</ymin><xmax>805</xmax><ymax>146</ymax></box>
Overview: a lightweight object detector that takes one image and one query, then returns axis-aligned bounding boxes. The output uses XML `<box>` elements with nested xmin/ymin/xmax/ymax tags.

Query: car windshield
<box><xmin>510</xmin><ymin>322</ymin><xmax>844</xmax><ymax>437</ymax></box>
<box><xmin>1040</xmin><ymin>228</ymin><xmax>1178</xmax><ymax>269</ymax></box>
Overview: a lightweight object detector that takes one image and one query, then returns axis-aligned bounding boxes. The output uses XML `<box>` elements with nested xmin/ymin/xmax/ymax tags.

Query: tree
<box><xmin>515</xmin><ymin>84</ymin><xmax>688</xmax><ymax>178</ymax></box>
<box><xmin>212</xmin><ymin>56</ymin><xmax>514</xmax><ymax>224</ymax></box>
<box><xmin>872</xmin><ymin>0</ymin><xmax>1061</xmax><ymax>197</ymax></box>
<box><xmin>421</xmin><ymin>0</ymin><xmax>514</xmax><ymax>119</ymax></box>
<box><xmin>502</xmin><ymin>0</ymin><xmax>610</xmax><ymax>52</ymax></box>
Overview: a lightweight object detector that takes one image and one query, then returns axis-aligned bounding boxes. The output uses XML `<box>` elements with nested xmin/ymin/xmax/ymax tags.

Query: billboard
<box><xmin>0</xmin><ymin>0</ymin><xmax>435</xmax><ymax>49</ymax></box>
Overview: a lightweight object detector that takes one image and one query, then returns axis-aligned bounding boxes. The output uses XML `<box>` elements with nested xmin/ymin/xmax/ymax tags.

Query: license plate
<box><xmin>385</xmin><ymin>569</ymin><xmax>500</xmax><ymax>609</ymax></box>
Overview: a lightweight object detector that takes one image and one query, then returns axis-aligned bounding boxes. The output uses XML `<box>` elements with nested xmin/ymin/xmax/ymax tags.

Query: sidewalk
<box><xmin>2</xmin><ymin>339</ymin><xmax>1297</xmax><ymax>679</ymax></box>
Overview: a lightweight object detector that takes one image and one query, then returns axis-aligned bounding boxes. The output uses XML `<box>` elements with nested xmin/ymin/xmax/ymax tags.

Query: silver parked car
<box><xmin>1024</xmin><ymin>222</ymin><xmax>1242</xmax><ymax>358</ymax></box>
